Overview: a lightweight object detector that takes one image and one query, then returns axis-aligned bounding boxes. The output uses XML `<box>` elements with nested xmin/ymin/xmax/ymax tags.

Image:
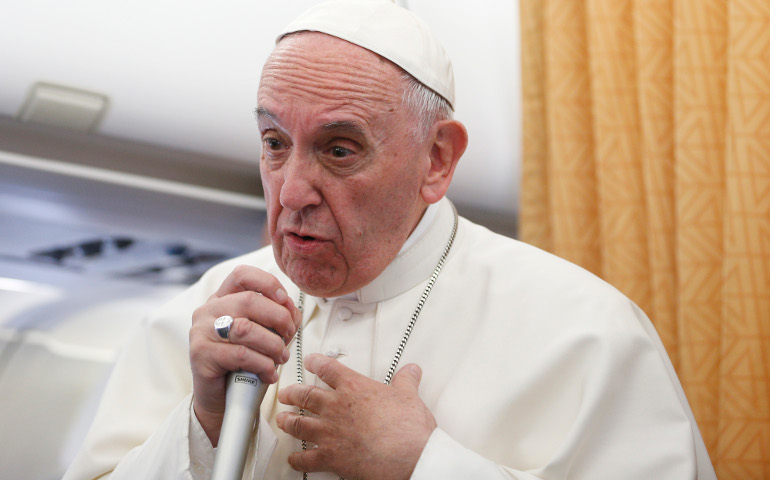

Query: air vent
<box><xmin>17</xmin><ymin>83</ymin><xmax>109</xmax><ymax>132</ymax></box>
<box><xmin>28</xmin><ymin>236</ymin><xmax>230</xmax><ymax>285</ymax></box>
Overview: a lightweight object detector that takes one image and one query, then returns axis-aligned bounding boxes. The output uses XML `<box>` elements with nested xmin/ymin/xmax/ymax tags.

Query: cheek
<box><xmin>260</xmin><ymin>170</ymin><xmax>283</xmax><ymax>208</ymax></box>
<box><xmin>344</xmin><ymin>185</ymin><xmax>413</xmax><ymax>251</ymax></box>
<box><xmin>260</xmin><ymin>164</ymin><xmax>280</xmax><ymax>199</ymax></box>
<box><xmin>259</xmin><ymin>175</ymin><xmax>285</xmax><ymax>247</ymax></box>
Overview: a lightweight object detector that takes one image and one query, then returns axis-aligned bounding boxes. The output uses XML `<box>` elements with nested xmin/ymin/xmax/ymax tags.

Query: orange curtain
<box><xmin>519</xmin><ymin>1</ymin><xmax>770</xmax><ymax>478</ymax></box>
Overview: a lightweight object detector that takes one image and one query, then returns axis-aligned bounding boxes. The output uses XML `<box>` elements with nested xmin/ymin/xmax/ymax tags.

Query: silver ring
<box><xmin>214</xmin><ymin>315</ymin><xmax>234</xmax><ymax>339</ymax></box>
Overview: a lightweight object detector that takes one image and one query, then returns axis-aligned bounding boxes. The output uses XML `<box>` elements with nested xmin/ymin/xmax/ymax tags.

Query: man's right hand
<box><xmin>189</xmin><ymin>265</ymin><xmax>301</xmax><ymax>446</ymax></box>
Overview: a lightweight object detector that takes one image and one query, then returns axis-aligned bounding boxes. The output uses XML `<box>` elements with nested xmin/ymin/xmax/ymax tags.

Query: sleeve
<box><xmin>410</xmin><ymin>296</ymin><xmax>717</xmax><ymax>480</ymax></box>
<box><xmin>62</xmin><ymin>285</ymin><xmax>201</xmax><ymax>480</ymax></box>
<box><xmin>189</xmin><ymin>401</ymin><xmax>217</xmax><ymax>479</ymax></box>
<box><xmin>107</xmin><ymin>395</ymin><xmax>196</xmax><ymax>480</ymax></box>
<box><xmin>61</xmin><ymin>252</ymin><xmax>282</xmax><ymax>480</ymax></box>
<box><xmin>410</xmin><ymin>429</ymin><xmax>519</xmax><ymax>480</ymax></box>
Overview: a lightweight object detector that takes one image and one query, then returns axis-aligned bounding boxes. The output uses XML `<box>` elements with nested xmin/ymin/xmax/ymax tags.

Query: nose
<box><xmin>279</xmin><ymin>151</ymin><xmax>323</xmax><ymax>211</ymax></box>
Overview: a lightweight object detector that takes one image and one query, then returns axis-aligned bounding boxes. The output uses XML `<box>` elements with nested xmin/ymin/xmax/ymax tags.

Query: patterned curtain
<box><xmin>518</xmin><ymin>1</ymin><xmax>769</xmax><ymax>478</ymax></box>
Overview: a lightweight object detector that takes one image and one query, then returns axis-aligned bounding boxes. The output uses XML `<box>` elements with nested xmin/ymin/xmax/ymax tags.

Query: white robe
<box><xmin>63</xmin><ymin>198</ymin><xmax>716</xmax><ymax>479</ymax></box>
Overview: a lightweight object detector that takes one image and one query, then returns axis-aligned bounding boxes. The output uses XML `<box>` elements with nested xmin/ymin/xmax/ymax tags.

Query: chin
<box><xmin>280</xmin><ymin>257</ymin><xmax>346</xmax><ymax>297</ymax></box>
<box><xmin>293</xmin><ymin>276</ymin><xmax>348</xmax><ymax>298</ymax></box>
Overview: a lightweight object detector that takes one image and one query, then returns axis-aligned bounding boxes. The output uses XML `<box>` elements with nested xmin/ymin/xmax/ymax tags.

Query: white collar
<box><xmin>398</xmin><ymin>201</ymin><xmax>440</xmax><ymax>255</ymax></box>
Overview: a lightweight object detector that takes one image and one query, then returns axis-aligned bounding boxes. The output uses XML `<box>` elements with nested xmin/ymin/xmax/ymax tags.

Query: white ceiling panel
<box><xmin>0</xmin><ymin>0</ymin><xmax>521</xmax><ymax>216</ymax></box>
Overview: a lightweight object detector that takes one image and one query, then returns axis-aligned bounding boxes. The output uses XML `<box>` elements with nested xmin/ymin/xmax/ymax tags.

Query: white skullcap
<box><xmin>277</xmin><ymin>0</ymin><xmax>455</xmax><ymax>109</ymax></box>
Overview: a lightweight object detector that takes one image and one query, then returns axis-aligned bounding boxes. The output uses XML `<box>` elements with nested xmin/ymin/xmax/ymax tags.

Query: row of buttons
<box><xmin>325</xmin><ymin>306</ymin><xmax>354</xmax><ymax>358</ymax></box>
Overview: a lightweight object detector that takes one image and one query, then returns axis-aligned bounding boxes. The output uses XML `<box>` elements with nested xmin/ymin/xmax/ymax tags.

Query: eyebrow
<box><xmin>255</xmin><ymin>106</ymin><xmax>277</xmax><ymax>125</ymax></box>
<box><xmin>320</xmin><ymin>120</ymin><xmax>367</xmax><ymax>138</ymax></box>
<box><xmin>256</xmin><ymin>107</ymin><xmax>368</xmax><ymax>139</ymax></box>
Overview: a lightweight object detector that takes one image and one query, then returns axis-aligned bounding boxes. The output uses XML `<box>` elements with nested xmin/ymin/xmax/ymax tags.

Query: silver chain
<box><xmin>294</xmin><ymin>204</ymin><xmax>459</xmax><ymax>480</ymax></box>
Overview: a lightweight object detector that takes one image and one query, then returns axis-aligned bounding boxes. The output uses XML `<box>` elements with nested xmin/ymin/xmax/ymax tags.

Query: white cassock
<box><xmin>63</xmin><ymin>197</ymin><xmax>717</xmax><ymax>480</ymax></box>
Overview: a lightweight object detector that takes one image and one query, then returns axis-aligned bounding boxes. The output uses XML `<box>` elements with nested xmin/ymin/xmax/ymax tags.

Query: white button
<box><xmin>324</xmin><ymin>346</ymin><xmax>348</xmax><ymax>358</ymax></box>
<box><xmin>325</xmin><ymin>347</ymin><xmax>341</xmax><ymax>358</ymax></box>
<box><xmin>338</xmin><ymin>307</ymin><xmax>353</xmax><ymax>320</ymax></box>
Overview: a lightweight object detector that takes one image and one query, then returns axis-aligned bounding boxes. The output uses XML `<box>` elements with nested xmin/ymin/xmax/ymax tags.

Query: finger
<box><xmin>390</xmin><ymin>363</ymin><xmax>423</xmax><ymax>393</ymax></box>
<box><xmin>201</xmin><ymin>290</ymin><xmax>297</xmax><ymax>342</ymax></box>
<box><xmin>277</xmin><ymin>384</ymin><xmax>333</xmax><ymax>413</ymax></box>
<box><xmin>287</xmin><ymin>444</ymin><xmax>333</xmax><ymax>474</ymax></box>
<box><xmin>304</xmin><ymin>353</ymin><xmax>360</xmax><ymax>389</ymax></box>
<box><xmin>190</xmin><ymin>337</ymin><xmax>280</xmax><ymax>384</ymax></box>
<box><xmin>229</xmin><ymin>289</ymin><xmax>297</xmax><ymax>341</ymax></box>
<box><xmin>190</xmin><ymin>314</ymin><xmax>288</xmax><ymax>373</ymax></box>
<box><xmin>276</xmin><ymin>411</ymin><xmax>325</xmax><ymax>444</ymax></box>
<box><xmin>227</xmin><ymin>317</ymin><xmax>290</xmax><ymax>365</ymax></box>
<box><xmin>291</xmin><ymin>297</ymin><xmax>303</xmax><ymax>337</ymax></box>
<box><xmin>211</xmin><ymin>265</ymin><xmax>298</xmax><ymax>316</ymax></box>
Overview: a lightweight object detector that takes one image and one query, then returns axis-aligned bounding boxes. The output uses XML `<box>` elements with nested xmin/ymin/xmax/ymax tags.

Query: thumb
<box><xmin>391</xmin><ymin>363</ymin><xmax>422</xmax><ymax>392</ymax></box>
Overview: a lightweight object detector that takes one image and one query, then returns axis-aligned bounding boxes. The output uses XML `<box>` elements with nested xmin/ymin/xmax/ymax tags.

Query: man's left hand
<box><xmin>276</xmin><ymin>353</ymin><xmax>436</xmax><ymax>480</ymax></box>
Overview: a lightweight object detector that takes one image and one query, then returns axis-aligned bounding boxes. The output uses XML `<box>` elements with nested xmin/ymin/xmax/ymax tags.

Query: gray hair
<box><xmin>401</xmin><ymin>72</ymin><xmax>453</xmax><ymax>142</ymax></box>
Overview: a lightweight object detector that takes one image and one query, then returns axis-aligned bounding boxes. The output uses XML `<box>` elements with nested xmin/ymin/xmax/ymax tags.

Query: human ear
<box><xmin>419</xmin><ymin>119</ymin><xmax>468</xmax><ymax>204</ymax></box>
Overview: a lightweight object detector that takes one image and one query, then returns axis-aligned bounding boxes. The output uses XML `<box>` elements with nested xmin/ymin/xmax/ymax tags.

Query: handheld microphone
<box><xmin>211</xmin><ymin>330</ymin><xmax>278</xmax><ymax>480</ymax></box>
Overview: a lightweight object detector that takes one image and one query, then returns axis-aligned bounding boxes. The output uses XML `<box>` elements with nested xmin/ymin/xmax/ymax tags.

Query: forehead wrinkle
<box><xmin>259</xmin><ymin>73</ymin><xmax>399</xmax><ymax>140</ymax></box>
<box><xmin>260</xmin><ymin>65</ymin><xmax>396</xmax><ymax>109</ymax></box>
<box><xmin>260</xmin><ymin>39</ymin><xmax>402</xmax><ymax>108</ymax></box>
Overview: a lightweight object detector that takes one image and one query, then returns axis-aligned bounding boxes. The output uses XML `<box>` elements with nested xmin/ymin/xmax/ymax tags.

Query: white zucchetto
<box><xmin>277</xmin><ymin>0</ymin><xmax>455</xmax><ymax>109</ymax></box>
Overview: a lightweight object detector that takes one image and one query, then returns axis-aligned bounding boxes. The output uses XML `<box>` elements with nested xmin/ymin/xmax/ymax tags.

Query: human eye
<box><xmin>316</xmin><ymin>128</ymin><xmax>370</xmax><ymax>174</ymax></box>
<box><xmin>329</xmin><ymin>145</ymin><xmax>353</xmax><ymax>158</ymax></box>
<box><xmin>262</xmin><ymin>136</ymin><xmax>284</xmax><ymax>152</ymax></box>
<box><xmin>260</xmin><ymin>132</ymin><xmax>290</xmax><ymax>170</ymax></box>
<box><xmin>322</xmin><ymin>135</ymin><xmax>361</xmax><ymax>160</ymax></box>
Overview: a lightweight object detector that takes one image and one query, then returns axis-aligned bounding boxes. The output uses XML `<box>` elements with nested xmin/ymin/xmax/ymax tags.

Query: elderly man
<box><xmin>64</xmin><ymin>1</ymin><xmax>716</xmax><ymax>479</ymax></box>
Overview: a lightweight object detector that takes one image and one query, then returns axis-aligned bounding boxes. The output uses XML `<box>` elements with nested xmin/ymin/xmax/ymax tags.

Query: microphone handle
<box><xmin>211</xmin><ymin>370</ymin><xmax>270</xmax><ymax>480</ymax></box>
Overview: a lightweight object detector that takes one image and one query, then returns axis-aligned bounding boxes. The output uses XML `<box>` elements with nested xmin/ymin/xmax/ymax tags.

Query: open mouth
<box><xmin>291</xmin><ymin>233</ymin><xmax>316</xmax><ymax>241</ymax></box>
<box><xmin>285</xmin><ymin>232</ymin><xmax>325</xmax><ymax>252</ymax></box>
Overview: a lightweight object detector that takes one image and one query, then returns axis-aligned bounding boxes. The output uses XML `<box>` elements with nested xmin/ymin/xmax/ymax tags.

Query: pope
<box><xmin>64</xmin><ymin>1</ymin><xmax>717</xmax><ymax>479</ymax></box>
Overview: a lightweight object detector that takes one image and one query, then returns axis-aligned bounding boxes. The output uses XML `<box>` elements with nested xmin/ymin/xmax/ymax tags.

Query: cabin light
<box><xmin>16</xmin><ymin>82</ymin><xmax>109</xmax><ymax>133</ymax></box>
<box><xmin>0</xmin><ymin>276</ymin><xmax>63</xmax><ymax>297</ymax></box>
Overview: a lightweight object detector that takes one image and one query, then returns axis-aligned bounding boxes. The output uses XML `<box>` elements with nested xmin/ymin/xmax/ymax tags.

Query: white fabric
<box><xmin>398</xmin><ymin>201</ymin><xmax>439</xmax><ymax>255</ymax></box>
<box><xmin>63</xmin><ymin>197</ymin><xmax>717</xmax><ymax>480</ymax></box>
<box><xmin>278</xmin><ymin>0</ymin><xmax>455</xmax><ymax>109</ymax></box>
